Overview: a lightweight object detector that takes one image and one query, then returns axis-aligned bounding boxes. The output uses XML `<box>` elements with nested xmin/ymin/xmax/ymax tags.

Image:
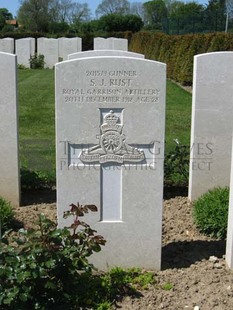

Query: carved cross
<box><xmin>68</xmin><ymin>109</ymin><xmax>155</xmax><ymax>222</ymax></box>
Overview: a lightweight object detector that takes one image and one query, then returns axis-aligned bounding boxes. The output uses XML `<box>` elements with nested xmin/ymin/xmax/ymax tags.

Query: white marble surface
<box><xmin>0</xmin><ymin>52</ymin><xmax>20</xmax><ymax>206</ymax></box>
<box><xmin>0</xmin><ymin>38</ymin><xmax>14</xmax><ymax>54</ymax></box>
<box><xmin>189</xmin><ymin>52</ymin><xmax>233</xmax><ymax>201</ymax></box>
<box><xmin>94</xmin><ymin>37</ymin><xmax>128</xmax><ymax>51</ymax></box>
<box><xmin>37</xmin><ymin>37</ymin><xmax>45</xmax><ymax>56</ymax></box>
<box><xmin>68</xmin><ymin>50</ymin><xmax>144</xmax><ymax>60</ymax></box>
<box><xmin>56</xmin><ymin>56</ymin><xmax>166</xmax><ymax>270</ymax></box>
<box><xmin>43</xmin><ymin>38</ymin><xmax>59</xmax><ymax>69</ymax></box>
<box><xmin>226</xmin><ymin>136</ymin><xmax>233</xmax><ymax>268</ymax></box>
<box><xmin>15</xmin><ymin>38</ymin><xmax>32</xmax><ymax>68</ymax></box>
<box><xmin>58</xmin><ymin>37</ymin><xmax>82</xmax><ymax>61</ymax></box>
<box><xmin>27</xmin><ymin>37</ymin><xmax>35</xmax><ymax>56</ymax></box>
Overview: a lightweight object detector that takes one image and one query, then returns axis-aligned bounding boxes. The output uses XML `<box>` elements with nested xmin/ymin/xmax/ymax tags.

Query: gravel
<box><xmin>13</xmin><ymin>195</ymin><xmax>233</xmax><ymax>310</ymax></box>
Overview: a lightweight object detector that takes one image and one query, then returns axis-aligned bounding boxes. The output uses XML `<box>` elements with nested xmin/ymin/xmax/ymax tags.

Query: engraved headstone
<box><xmin>43</xmin><ymin>38</ymin><xmax>58</xmax><ymax>69</ymax></box>
<box><xmin>0</xmin><ymin>52</ymin><xmax>20</xmax><ymax>206</ymax></box>
<box><xmin>28</xmin><ymin>37</ymin><xmax>35</xmax><ymax>56</ymax></box>
<box><xmin>37</xmin><ymin>37</ymin><xmax>45</xmax><ymax>56</ymax></box>
<box><xmin>189</xmin><ymin>52</ymin><xmax>233</xmax><ymax>201</ymax></box>
<box><xmin>94</xmin><ymin>37</ymin><xmax>128</xmax><ymax>51</ymax></box>
<box><xmin>56</xmin><ymin>56</ymin><xmax>166</xmax><ymax>270</ymax></box>
<box><xmin>226</xmin><ymin>136</ymin><xmax>233</xmax><ymax>268</ymax></box>
<box><xmin>59</xmin><ymin>37</ymin><xmax>82</xmax><ymax>61</ymax></box>
<box><xmin>0</xmin><ymin>38</ymin><xmax>14</xmax><ymax>53</ymax></box>
<box><xmin>58</xmin><ymin>37</ymin><xmax>65</xmax><ymax>60</ymax></box>
<box><xmin>68</xmin><ymin>50</ymin><xmax>144</xmax><ymax>60</ymax></box>
<box><xmin>15</xmin><ymin>38</ymin><xmax>33</xmax><ymax>68</ymax></box>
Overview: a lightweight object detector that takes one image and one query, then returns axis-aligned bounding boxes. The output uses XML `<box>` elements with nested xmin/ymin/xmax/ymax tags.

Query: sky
<box><xmin>1</xmin><ymin>0</ymin><xmax>208</xmax><ymax>19</ymax></box>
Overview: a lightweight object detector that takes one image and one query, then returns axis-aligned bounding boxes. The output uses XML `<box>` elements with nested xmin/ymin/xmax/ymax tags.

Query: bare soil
<box><xmin>13</xmin><ymin>191</ymin><xmax>233</xmax><ymax>310</ymax></box>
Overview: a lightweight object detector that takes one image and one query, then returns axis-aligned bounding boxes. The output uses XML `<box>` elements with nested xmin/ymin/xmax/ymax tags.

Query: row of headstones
<box><xmin>0</xmin><ymin>37</ymin><xmax>128</xmax><ymax>68</ymax></box>
<box><xmin>2</xmin><ymin>39</ymin><xmax>233</xmax><ymax>270</ymax></box>
<box><xmin>0</xmin><ymin>36</ymin><xmax>130</xmax><ymax>208</ymax></box>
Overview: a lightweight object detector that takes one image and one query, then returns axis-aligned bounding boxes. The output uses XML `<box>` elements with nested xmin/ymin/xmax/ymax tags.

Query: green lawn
<box><xmin>165</xmin><ymin>81</ymin><xmax>192</xmax><ymax>153</ymax></box>
<box><xmin>18</xmin><ymin>70</ymin><xmax>192</xmax><ymax>178</ymax></box>
<box><xmin>18</xmin><ymin>69</ymin><xmax>55</xmax><ymax>172</ymax></box>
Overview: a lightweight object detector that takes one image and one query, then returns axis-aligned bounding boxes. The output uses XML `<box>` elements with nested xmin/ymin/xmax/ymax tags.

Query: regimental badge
<box><xmin>80</xmin><ymin>110</ymin><xmax>145</xmax><ymax>164</ymax></box>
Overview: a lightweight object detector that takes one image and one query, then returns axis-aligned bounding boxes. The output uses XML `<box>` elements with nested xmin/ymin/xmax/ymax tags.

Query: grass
<box><xmin>166</xmin><ymin>81</ymin><xmax>192</xmax><ymax>153</ymax></box>
<box><xmin>18</xmin><ymin>69</ymin><xmax>55</xmax><ymax>173</ymax></box>
<box><xmin>18</xmin><ymin>70</ymin><xmax>192</xmax><ymax>185</ymax></box>
<box><xmin>161</xmin><ymin>282</ymin><xmax>174</xmax><ymax>290</ymax></box>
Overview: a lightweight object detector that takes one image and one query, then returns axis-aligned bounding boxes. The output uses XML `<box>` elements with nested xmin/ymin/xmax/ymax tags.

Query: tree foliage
<box><xmin>130</xmin><ymin>1</ymin><xmax>145</xmax><ymax>19</ymax></box>
<box><xmin>50</xmin><ymin>0</ymin><xmax>91</xmax><ymax>24</ymax></box>
<box><xmin>226</xmin><ymin>0</ymin><xmax>233</xmax><ymax>18</ymax></box>
<box><xmin>169</xmin><ymin>2</ymin><xmax>205</xmax><ymax>34</ymax></box>
<box><xmin>225</xmin><ymin>0</ymin><xmax>233</xmax><ymax>31</ymax></box>
<box><xmin>205</xmin><ymin>0</ymin><xmax>226</xmax><ymax>31</ymax></box>
<box><xmin>10</xmin><ymin>0</ymin><xmax>233</xmax><ymax>34</ymax></box>
<box><xmin>0</xmin><ymin>8</ymin><xmax>13</xmax><ymax>31</ymax></box>
<box><xmin>144</xmin><ymin>0</ymin><xmax>168</xmax><ymax>30</ymax></box>
<box><xmin>99</xmin><ymin>13</ymin><xmax>143</xmax><ymax>32</ymax></box>
<box><xmin>96</xmin><ymin>0</ymin><xmax>130</xmax><ymax>17</ymax></box>
<box><xmin>18</xmin><ymin>0</ymin><xmax>53</xmax><ymax>32</ymax></box>
<box><xmin>141</xmin><ymin>0</ymin><xmax>233</xmax><ymax>34</ymax></box>
<box><xmin>17</xmin><ymin>0</ymin><xmax>91</xmax><ymax>32</ymax></box>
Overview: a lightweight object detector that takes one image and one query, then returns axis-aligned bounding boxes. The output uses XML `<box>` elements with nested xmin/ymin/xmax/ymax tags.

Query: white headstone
<box><xmin>226</xmin><ymin>135</ymin><xmax>233</xmax><ymax>269</ymax></box>
<box><xmin>94</xmin><ymin>37</ymin><xmax>128</xmax><ymax>51</ymax></box>
<box><xmin>189</xmin><ymin>52</ymin><xmax>233</xmax><ymax>201</ymax></box>
<box><xmin>37</xmin><ymin>37</ymin><xmax>45</xmax><ymax>56</ymax></box>
<box><xmin>112</xmin><ymin>37</ymin><xmax>128</xmax><ymax>51</ymax></box>
<box><xmin>68</xmin><ymin>50</ymin><xmax>144</xmax><ymax>60</ymax></box>
<box><xmin>58</xmin><ymin>37</ymin><xmax>65</xmax><ymax>60</ymax></box>
<box><xmin>27</xmin><ymin>37</ymin><xmax>35</xmax><ymax>56</ymax></box>
<box><xmin>0</xmin><ymin>52</ymin><xmax>20</xmax><ymax>206</ymax></box>
<box><xmin>43</xmin><ymin>38</ymin><xmax>58</xmax><ymax>69</ymax></box>
<box><xmin>56</xmin><ymin>56</ymin><xmax>166</xmax><ymax>270</ymax></box>
<box><xmin>15</xmin><ymin>38</ymin><xmax>32</xmax><ymax>68</ymax></box>
<box><xmin>59</xmin><ymin>37</ymin><xmax>82</xmax><ymax>61</ymax></box>
<box><xmin>0</xmin><ymin>38</ymin><xmax>14</xmax><ymax>54</ymax></box>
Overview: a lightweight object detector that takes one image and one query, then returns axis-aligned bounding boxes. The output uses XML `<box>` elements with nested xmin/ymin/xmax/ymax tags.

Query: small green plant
<box><xmin>65</xmin><ymin>267</ymin><xmax>155</xmax><ymax>308</ymax></box>
<box><xmin>161</xmin><ymin>282</ymin><xmax>174</xmax><ymax>290</ymax></box>
<box><xmin>193</xmin><ymin>187</ymin><xmax>229</xmax><ymax>239</ymax></box>
<box><xmin>17</xmin><ymin>64</ymin><xmax>28</xmax><ymax>70</ymax></box>
<box><xmin>30</xmin><ymin>54</ymin><xmax>45</xmax><ymax>69</ymax></box>
<box><xmin>0</xmin><ymin>202</ymin><xmax>106</xmax><ymax>309</ymax></box>
<box><xmin>102</xmin><ymin>267</ymin><xmax>136</xmax><ymax>299</ymax></box>
<box><xmin>129</xmin><ymin>268</ymin><xmax>155</xmax><ymax>290</ymax></box>
<box><xmin>0</xmin><ymin>197</ymin><xmax>14</xmax><ymax>235</ymax></box>
<box><xmin>96</xmin><ymin>302</ymin><xmax>112</xmax><ymax>310</ymax></box>
<box><xmin>164</xmin><ymin>139</ymin><xmax>189</xmax><ymax>186</ymax></box>
<box><xmin>101</xmin><ymin>267</ymin><xmax>155</xmax><ymax>300</ymax></box>
<box><xmin>20</xmin><ymin>168</ymin><xmax>55</xmax><ymax>190</ymax></box>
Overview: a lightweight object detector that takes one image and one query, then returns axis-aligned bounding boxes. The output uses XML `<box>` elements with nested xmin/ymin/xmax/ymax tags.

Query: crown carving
<box><xmin>101</xmin><ymin>110</ymin><xmax>122</xmax><ymax>133</ymax></box>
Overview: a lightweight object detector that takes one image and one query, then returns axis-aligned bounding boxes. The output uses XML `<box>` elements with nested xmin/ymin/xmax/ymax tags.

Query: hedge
<box><xmin>2</xmin><ymin>29</ymin><xmax>233</xmax><ymax>85</ymax></box>
<box><xmin>129</xmin><ymin>31</ymin><xmax>233</xmax><ymax>85</ymax></box>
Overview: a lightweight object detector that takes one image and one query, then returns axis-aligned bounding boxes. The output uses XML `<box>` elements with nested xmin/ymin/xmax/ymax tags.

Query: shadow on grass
<box><xmin>163</xmin><ymin>186</ymin><xmax>188</xmax><ymax>199</ymax></box>
<box><xmin>20</xmin><ymin>168</ymin><xmax>56</xmax><ymax>205</ymax></box>
<box><xmin>21</xmin><ymin>188</ymin><xmax>56</xmax><ymax>206</ymax></box>
<box><xmin>162</xmin><ymin>239</ymin><xmax>226</xmax><ymax>270</ymax></box>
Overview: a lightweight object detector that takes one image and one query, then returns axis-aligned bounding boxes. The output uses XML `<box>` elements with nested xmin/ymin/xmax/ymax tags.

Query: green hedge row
<box><xmin>4</xmin><ymin>30</ymin><xmax>233</xmax><ymax>85</ymax></box>
<box><xmin>129</xmin><ymin>31</ymin><xmax>233</xmax><ymax>85</ymax></box>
